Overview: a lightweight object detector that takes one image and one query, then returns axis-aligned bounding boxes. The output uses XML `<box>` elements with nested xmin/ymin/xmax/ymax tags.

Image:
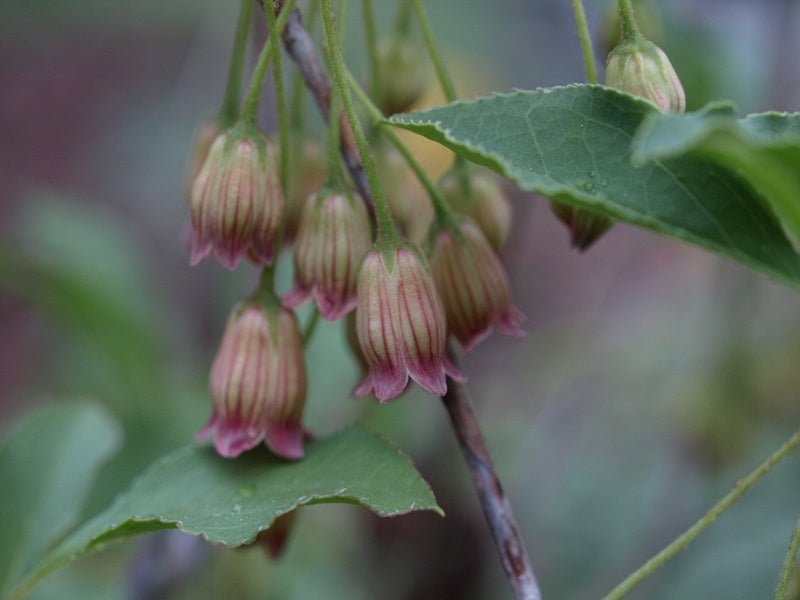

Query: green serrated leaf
<box><xmin>390</xmin><ymin>85</ymin><xmax>800</xmax><ymax>289</ymax></box>
<box><xmin>9</xmin><ymin>426</ymin><xmax>440</xmax><ymax>600</ymax></box>
<box><xmin>0</xmin><ymin>403</ymin><xmax>122</xmax><ymax>597</ymax></box>
<box><xmin>633</xmin><ymin>105</ymin><xmax>800</xmax><ymax>251</ymax></box>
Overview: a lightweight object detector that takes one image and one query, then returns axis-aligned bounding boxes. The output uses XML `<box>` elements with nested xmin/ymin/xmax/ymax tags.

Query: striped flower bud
<box><xmin>197</xmin><ymin>302</ymin><xmax>306</xmax><ymax>460</ymax></box>
<box><xmin>440</xmin><ymin>171</ymin><xmax>512</xmax><ymax>251</ymax></box>
<box><xmin>186</xmin><ymin>119</ymin><xmax>221</xmax><ymax>193</ymax></box>
<box><xmin>605</xmin><ymin>38</ymin><xmax>686</xmax><ymax>113</ymax></box>
<box><xmin>189</xmin><ymin>131</ymin><xmax>285</xmax><ymax>269</ymax></box>
<box><xmin>355</xmin><ymin>247</ymin><xmax>464</xmax><ymax>402</ymax></box>
<box><xmin>283</xmin><ymin>189</ymin><xmax>372</xmax><ymax>320</ymax></box>
<box><xmin>430</xmin><ymin>220</ymin><xmax>525</xmax><ymax>351</ymax></box>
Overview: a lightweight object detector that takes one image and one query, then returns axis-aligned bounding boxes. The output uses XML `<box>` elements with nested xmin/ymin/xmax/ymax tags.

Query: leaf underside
<box><xmin>390</xmin><ymin>85</ymin><xmax>800</xmax><ymax>289</ymax></box>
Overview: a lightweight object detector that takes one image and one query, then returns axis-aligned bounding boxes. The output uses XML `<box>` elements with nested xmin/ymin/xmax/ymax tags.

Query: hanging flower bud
<box><xmin>439</xmin><ymin>170</ymin><xmax>512</xmax><ymax>251</ymax></box>
<box><xmin>550</xmin><ymin>202</ymin><xmax>614</xmax><ymax>251</ymax></box>
<box><xmin>605</xmin><ymin>38</ymin><xmax>686</xmax><ymax>113</ymax></box>
<box><xmin>189</xmin><ymin>131</ymin><xmax>285</xmax><ymax>269</ymax></box>
<box><xmin>429</xmin><ymin>220</ymin><xmax>525</xmax><ymax>351</ymax></box>
<box><xmin>355</xmin><ymin>247</ymin><xmax>463</xmax><ymax>402</ymax></box>
<box><xmin>186</xmin><ymin>119</ymin><xmax>221</xmax><ymax>192</ymax></box>
<box><xmin>284</xmin><ymin>136</ymin><xmax>328</xmax><ymax>243</ymax></box>
<box><xmin>376</xmin><ymin>34</ymin><xmax>427</xmax><ymax>116</ymax></box>
<box><xmin>197</xmin><ymin>302</ymin><xmax>306</xmax><ymax>460</ymax></box>
<box><xmin>283</xmin><ymin>189</ymin><xmax>372</xmax><ymax>320</ymax></box>
<box><xmin>376</xmin><ymin>144</ymin><xmax>433</xmax><ymax>246</ymax></box>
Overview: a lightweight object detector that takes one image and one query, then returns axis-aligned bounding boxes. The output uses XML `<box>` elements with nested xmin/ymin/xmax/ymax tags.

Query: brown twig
<box><xmin>268</xmin><ymin>2</ymin><xmax>541</xmax><ymax>597</ymax></box>
<box><xmin>271</xmin><ymin>0</ymin><xmax>377</xmax><ymax>225</ymax></box>
<box><xmin>443</xmin><ymin>345</ymin><xmax>542</xmax><ymax>600</ymax></box>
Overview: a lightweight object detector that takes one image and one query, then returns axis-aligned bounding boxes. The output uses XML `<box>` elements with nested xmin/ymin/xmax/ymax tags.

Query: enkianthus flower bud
<box><xmin>186</xmin><ymin>119</ymin><xmax>221</xmax><ymax>192</ymax></box>
<box><xmin>197</xmin><ymin>302</ymin><xmax>306</xmax><ymax>460</ymax></box>
<box><xmin>550</xmin><ymin>202</ymin><xmax>613</xmax><ymax>251</ymax></box>
<box><xmin>376</xmin><ymin>144</ymin><xmax>433</xmax><ymax>246</ymax></box>
<box><xmin>284</xmin><ymin>137</ymin><xmax>327</xmax><ymax>243</ymax></box>
<box><xmin>255</xmin><ymin>511</ymin><xmax>297</xmax><ymax>559</ymax></box>
<box><xmin>429</xmin><ymin>220</ymin><xmax>525</xmax><ymax>351</ymax></box>
<box><xmin>439</xmin><ymin>170</ymin><xmax>512</xmax><ymax>251</ymax></box>
<box><xmin>605</xmin><ymin>38</ymin><xmax>686</xmax><ymax>113</ymax></box>
<box><xmin>355</xmin><ymin>247</ymin><xmax>464</xmax><ymax>402</ymax></box>
<box><xmin>376</xmin><ymin>35</ymin><xmax>427</xmax><ymax>116</ymax></box>
<box><xmin>189</xmin><ymin>131</ymin><xmax>285</xmax><ymax>269</ymax></box>
<box><xmin>283</xmin><ymin>188</ymin><xmax>372</xmax><ymax>320</ymax></box>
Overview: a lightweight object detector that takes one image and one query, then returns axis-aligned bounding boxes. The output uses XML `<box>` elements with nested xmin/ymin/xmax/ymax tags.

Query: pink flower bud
<box><xmin>189</xmin><ymin>132</ymin><xmax>285</xmax><ymax>269</ymax></box>
<box><xmin>197</xmin><ymin>302</ymin><xmax>306</xmax><ymax>460</ymax></box>
<box><xmin>605</xmin><ymin>39</ymin><xmax>686</xmax><ymax>113</ymax></box>
<box><xmin>430</xmin><ymin>221</ymin><xmax>525</xmax><ymax>351</ymax></box>
<box><xmin>355</xmin><ymin>247</ymin><xmax>464</xmax><ymax>402</ymax></box>
<box><xmin>283</xmin><ymin>189</ymin><xmax>372</xmax><ymax>320</ymax></box>
<box><xmin>439</xmin><ymin>171</ymin><xmax>512</xmax><ymax>251</ymax></box>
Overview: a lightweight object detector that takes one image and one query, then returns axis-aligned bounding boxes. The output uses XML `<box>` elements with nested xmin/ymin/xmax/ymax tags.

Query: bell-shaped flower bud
<box><xmin>189</xmin><ymin>131</ymin><xmax>285</xmax><ymax>269</ymax></box>
<box><xmin>550</xmin><ymin>202</ymin><xmax>613</xmax><ymax>251</ymax></box>
<box><xmin>605</xmin><ymin>38</ymin><xmax>686</xmax><ymax>113</ymax></box>
<box><xmin>439</xmin><ymin>170</ymin><xmax>512</xmax><ymax>251</ymax></box>
<box><xmin>355</xmin><ymin>247</ymin><xmax>463</xmax><ymax>402</ymax></box>
<box><xmin>197</xmin><ymin>302</ymin><xmax>307</xmax><ymax>460</ymax></box>
<box><xmin>376</xmin><ymin>34</ymin><xmax>427</xmax><ymax>116</ymax></box>
<box><xmin>430</xmin><ymin>220</ymin><xmax>525</xmax><ymax>351</ymax></box>
<box><xmin>284</xmin><ymin>136</ymin><xmax>327</xmax><ymax>243</ymax></box>
<box><xmin>283</xmin><ymin>188</ymin><xmax>372</xmax><ymax>320</ymax></box>
<box><xmin>376</xmin><ymin>144</ymin><xmax>433</xmax><ymax>246</ymax></box>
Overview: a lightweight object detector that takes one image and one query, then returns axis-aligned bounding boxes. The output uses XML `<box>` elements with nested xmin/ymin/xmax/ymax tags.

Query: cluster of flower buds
<box><xmin>197</xmin><ymin>302</ymin><xmax>307</xmax><ymax>460</ymax></box>
<box><xmin>354</xmin><ymin>246</ymin><xmax>464</xmax><ymax>402</ymax></box>
<box><xmin>439</xmin><ymin>170</ymin><xmax>511</xmax><ymax>251</ymax></box>
<box><xmin>189</xmin><ymin>130</ymin><xmax>285</xmax><ymax>269</ymax></box>
<box><xmin>283</xmin><ymin>188</ymin><xmax>372</xmax><ymax>320</ymax></box>
<box><xmin>429</xmin><ymin>220</ymin><xmax>525</xmax><ymax>351</ymax></box>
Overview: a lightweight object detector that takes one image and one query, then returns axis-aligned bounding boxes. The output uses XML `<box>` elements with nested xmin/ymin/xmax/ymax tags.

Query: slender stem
<box><xmin>443</xmin><ymin>346</ymin><xmax>541</xmax><ymax>600</ymax></box>
<box><xmin>411</xmin><ymin>0</ymin><xmax>456</xmax><ymax>102</ymax></box>
<box><xmin>289</xmin><ymin>0</ymin><xmax>319</xmax><ymax>130</ymax></box>
<box><xmin>776</xmin><ymin>513</ymin><xmax>800</xmax><ymax>600</ymax></box>
<box><xmin>362</xmin><ymin>0</ymin><xmax>382</xmax><ymax>106</ymax></box>
<box><xmin>570</xmin><ymin>0</ymin><xmax>598</xmax><ymax>84</ymax></box>
<box><xmin>240</xmin><ymin>41</ymin><xmax>273</xmax><ymax>126</ymax></box>
<box><xmin>265</xmin><ymin>0</ymin><xmax>290</xmax><ymax>195</ymax></box>
<box><xmin>302</xmin><ymin>308</ymin><xmax>321</xmax><ymax>345</ymax></box>
<box><xmin>617</xmin><ymin>0</ymin><xmax>640</xmax><ymax>40</ymax></box>
<box><xmin>346</xmin><ymin>69</ymin><xmax>455</xmax><ymax>227</ymax></box>
<box><xmin>240</xmin><ymin>0</ymin><xmax>299</xmax><ymax>126</ymax></box>
<box><xmin>219</xmin><ymin>0</ymin><xmax>254</xmax><ymax>127</ymax></box>
<box><xmin>275</xmin><ymin>0</ymin><xmax>377</xmax><ymax>226</ymax></box>
<box><xmin>409</xmin><ymin>0</ymin><xmax>470</xmax><ymax>184</ymax></box>
<box><xmin>324</xmin><ymin>1</ymin><xmax>346</xmax><ymax>186</ymax></box>
<box><xmin>321</xmin><ymin>0</ymin><xmax>399</xmax><ymax>248</ymax></box>
<box><xmin>394</xmin><ymin>0</ymin><xmax>413</xmax><ymax>35</ymax></box>
<box><xmin>603</xmin><ymin>429</ymin><xmax>800</xmax><ymax>600</ymax></box>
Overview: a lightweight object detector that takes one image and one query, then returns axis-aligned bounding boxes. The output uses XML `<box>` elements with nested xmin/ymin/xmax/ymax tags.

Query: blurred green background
<box><xmin>1</xmin><ymin>0</ymin><xmax>800</xmax><ymax>598</ymax></box>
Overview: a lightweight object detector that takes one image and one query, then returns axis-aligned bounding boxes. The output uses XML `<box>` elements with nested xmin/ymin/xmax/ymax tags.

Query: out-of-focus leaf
<box><xmin>11</xmin><ymin>426</ymin><xmax>441</xmax><ymax>599</ymax></box>
<box><xmin>0</xmin><ymin>402</ymin><xmax>121</xmax><ymax>598</ymax></box>
<box><xmin>632</xmin><ymin>104</ymin><xmax>800</xmax><ymax>251</ymax></box>
<box><xmin>390</xmin><ymin>85</ymin><xmax>800</xmax><ymax>289</ymax></box>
